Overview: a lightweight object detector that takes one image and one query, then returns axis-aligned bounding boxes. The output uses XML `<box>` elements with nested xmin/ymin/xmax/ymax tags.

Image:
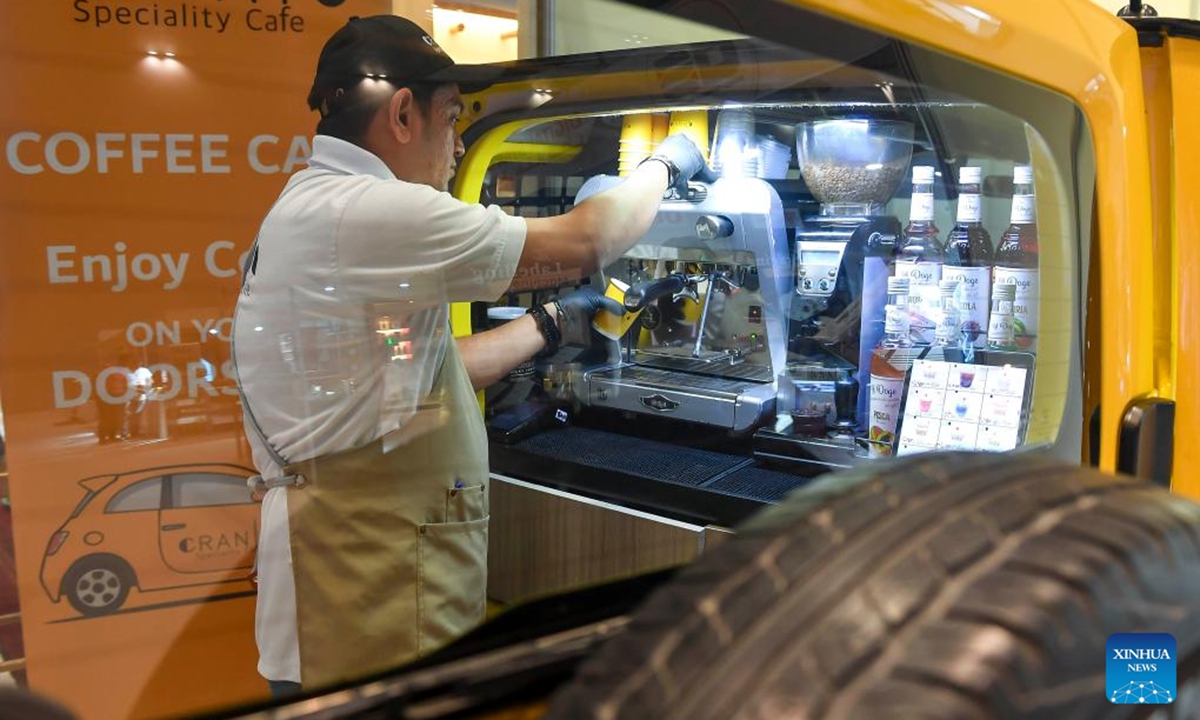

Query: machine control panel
<box><xmin>795</xmin><ymin>240</ymin><xmax>848</xmax><ymax>298</ymax></box>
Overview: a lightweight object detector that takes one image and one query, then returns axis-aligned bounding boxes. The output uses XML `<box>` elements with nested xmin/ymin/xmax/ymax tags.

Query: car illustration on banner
<box><xmin>39</xmin><ymin>464</ymin><xmax>259</xmax><ymax>617</ymax></box>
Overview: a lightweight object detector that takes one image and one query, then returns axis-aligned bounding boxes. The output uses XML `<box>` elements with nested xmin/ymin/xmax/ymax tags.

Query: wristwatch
<box><xmin>638</xmin><ymin>154</ymin><xmax>679</xmax><ymax>188</ymax></box>
<box><xmin>526</xmin><ymin>304</ymin><xmax>561</xmax><ymax>358</ymax></box>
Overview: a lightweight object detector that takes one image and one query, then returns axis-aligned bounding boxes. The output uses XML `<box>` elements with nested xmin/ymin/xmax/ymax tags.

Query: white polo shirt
<box><xmin>233</xmin><ymin>135</ymin><xmax>526</xmax><ymax>683</ymax></box>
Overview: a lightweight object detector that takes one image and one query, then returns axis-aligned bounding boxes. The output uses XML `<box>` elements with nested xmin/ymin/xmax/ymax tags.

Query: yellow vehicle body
<box><xmin>1140</xmin><ymin>27</ymin><xmax>1200</xmax><ymax>498</ymax></box>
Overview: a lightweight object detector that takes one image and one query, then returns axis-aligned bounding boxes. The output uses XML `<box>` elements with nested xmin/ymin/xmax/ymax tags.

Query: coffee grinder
<box><xmin>790</xmin><ymin>118</ymin><xmax>915</xmax><ymax>447</ymax></box>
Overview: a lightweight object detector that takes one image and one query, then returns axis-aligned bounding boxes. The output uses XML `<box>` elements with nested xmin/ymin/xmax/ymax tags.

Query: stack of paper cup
<box><xmin>651</xmin><ymin>113</ymin><xmax>669</xmax><ymax>144</ymax></box>
<box><xmin>618</xmin><ymin>113</ymin><xmax>655</xmax><ymax>177</ymax></box>
<box><xmin>712</xmin><ymin>107</ymin><xmax>757</xmax><ymax>178</ymax></box>
<box><xmin>729</xmin><ymin>143</ymin><xmax>760</xmax><ymax>178</ymax></box>
<box><xmin>756</xmin><ymin>135</ymin><xmax>791</xmax><ymax>179</ymax></box>
<box><xmin>667</xmin><ymin>110</ymin><xmax>710</xmax><ymax>163</ymax></box>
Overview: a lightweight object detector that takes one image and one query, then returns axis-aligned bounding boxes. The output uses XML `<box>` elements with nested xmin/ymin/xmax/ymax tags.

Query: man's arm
<box><xmin>516</xmin><ymin>132</ymin><xmax>714</xmax><ymax>285</ymax></box>
<box><xmin>456</xmin><ymin>304</ymin><xmax>556</xmax><ymax>391</ymax></box>
<box><xmin>519</xmin><ymin>160</ymin><xmax>670</xmax><ymax>281</ymax></box>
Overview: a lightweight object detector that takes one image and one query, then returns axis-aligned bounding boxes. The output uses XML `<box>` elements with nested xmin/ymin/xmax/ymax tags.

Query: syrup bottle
<box><xmin>987</xmin><ymin>281</ymin><xmax>1017</xmax><ymax>350</ymax></box>
<box><xmin>935</xmin><ymin>278</ymin><xmax>961</xmax><ymax>347</ymax></box>
<box><xmin>993</xmin><ymin>164</ymin><xmax>1039</xmax><ymax>352</ymax></box>
<box><xmin>895</xmin><ymin>165</ymin><xmax>942</xmax><ymax>345</ymax></box>
<box><xmin>943</xmin><ymin>166</ymin><xmax>993</xmax><ymax>347</ymax></box>
<box><xmin>868</xmin><ymin>276</ymin><xmax>913</xmax><ymax>458</ymax></box>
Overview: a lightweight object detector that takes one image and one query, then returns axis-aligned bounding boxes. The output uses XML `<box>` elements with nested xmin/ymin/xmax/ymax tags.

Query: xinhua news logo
<box><xmin>1107</xmin><ymin>633</ymin><xmax>1176</xmax><ymax>705</ymax></box>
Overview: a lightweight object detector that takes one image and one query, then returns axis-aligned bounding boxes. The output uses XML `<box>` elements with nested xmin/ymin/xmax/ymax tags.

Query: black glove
<box><xmin>553</xmin><ymin>286</ymin><xmax>624</xmax><ymax>336</ymax></box>
<box><xmin>641</xmin><ymin>133</ymin><xmax>717</xmax><ymax>194</ymax></box>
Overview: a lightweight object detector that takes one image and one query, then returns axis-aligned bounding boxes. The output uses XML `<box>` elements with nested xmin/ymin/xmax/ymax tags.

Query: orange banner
<box><xmin>0</xmin><ymin>1</ymin><xmax>390</xmax><ymax>718</ymax></box>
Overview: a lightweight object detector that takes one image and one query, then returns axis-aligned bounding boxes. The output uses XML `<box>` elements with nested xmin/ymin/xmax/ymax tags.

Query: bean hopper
<box><xmin>786</xmin><ymin>118</ymin><xmax>916</xmax><ymax>456</ymax></box>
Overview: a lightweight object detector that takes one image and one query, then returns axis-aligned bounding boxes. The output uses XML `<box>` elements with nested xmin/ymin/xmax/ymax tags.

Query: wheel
<box><xmin>62</xmin><ymin>555</ymin><xmax>135</xmax><ymax>617</ymax></box>
<box><xmin>543</xmin><ymin>452</ymin><xmax>1200</xmax><ymax>720</ymax></box>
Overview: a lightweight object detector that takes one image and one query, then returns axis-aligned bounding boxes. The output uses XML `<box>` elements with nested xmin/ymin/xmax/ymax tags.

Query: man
<box><xmin>232</xmin><ymin>14</ymin><xmax>712</xmax><ymax>695</ymax></box>
<box><xmin>123</xmin><ymin>361</ymin><xmax>154</xmax><ymax>439</ymax></box>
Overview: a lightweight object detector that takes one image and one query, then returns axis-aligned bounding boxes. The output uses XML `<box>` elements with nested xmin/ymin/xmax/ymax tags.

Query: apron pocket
<box><xmin>416</xmin><ymin>515</ymin><xmax>488</xmax><ymax>655</ymax></box>
<box><xmin>445</xmin><ymin>483</ymin><xmax>487</xmax><ymax>523</ymax></box>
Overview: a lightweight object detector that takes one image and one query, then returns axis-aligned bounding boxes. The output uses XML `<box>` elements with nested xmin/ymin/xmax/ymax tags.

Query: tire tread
<box><xmin>542</xmin><ymin>454</ymin><xmax>1200</xmax><ymax>720</ymax></box>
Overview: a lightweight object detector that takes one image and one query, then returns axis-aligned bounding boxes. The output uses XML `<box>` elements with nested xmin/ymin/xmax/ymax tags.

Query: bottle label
<box><xmin>1010</xmin><ymin>194</ymin><xmax>1035</xmax><ymax>224</ymax></box>
<box><xmin>911</xmin><ymin>192</ymin><xmax>934</xmax><ymax>222</ymax></box>
<box><xmin>936</xmin><ymin>303</ymin><xmax>960</xmax><ymax>344</ymax></box>
<box><xmin>897</xmin><ymin>259</ymin><xmax>941</xmax><ymax>287</ymax></box>
<box><xmin>884</xmin><ymin>304</ymin><xmax>910</xmax><ymax>335</ymax></box>
<box><xmin>994</xmin><ymin>266</ymin><xmax>1039</xmax><ymax>350</ymax></box>
<box><xmin>987</xmin><ymin>305</ymin><xmax>1015</xmax><ymax>347</ymax></box>
<box><xmin>956</xmin><ymin>192</ymin><xmax>982</xmax><ymax>223</ymax></box>
<box><xmin>868</xmin><ymin>373</ymin><xmax>905</xmax><ymax>457</ymax></box>
<box><xmin>947</xmin><ymin>266</ymin><xmax>991</xmax><ymax>347</ymax></box>
<box><xmin>898</xmin><ymin>260</ymin><xmax>942</xmax><ymax>344</ymax></box>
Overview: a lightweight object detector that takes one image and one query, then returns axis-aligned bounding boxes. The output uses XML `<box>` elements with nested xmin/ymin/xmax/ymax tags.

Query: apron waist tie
<box><xmin>248</xmin><ymin>474</ymin><xmax>306</xmax><ymax>494</ymax></box>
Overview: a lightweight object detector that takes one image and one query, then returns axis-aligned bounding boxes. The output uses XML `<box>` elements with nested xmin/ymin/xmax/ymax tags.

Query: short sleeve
<box><xmin>336</xmin><ymin>180</ymin><xmax>527</xmax><ymax>303</ymax></box>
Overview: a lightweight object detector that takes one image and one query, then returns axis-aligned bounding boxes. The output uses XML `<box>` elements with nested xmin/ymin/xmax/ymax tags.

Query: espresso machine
<box><xmin>569</xmin><ymin>175</ymin><xmax>794</xmax><ymax>434</ymax></box>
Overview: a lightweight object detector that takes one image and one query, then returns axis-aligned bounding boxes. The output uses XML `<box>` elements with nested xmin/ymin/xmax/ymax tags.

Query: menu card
<box><xmin>897</xmin><ymin>360</ymin><xmax>1028</xmax><ymax>456</ymax></box>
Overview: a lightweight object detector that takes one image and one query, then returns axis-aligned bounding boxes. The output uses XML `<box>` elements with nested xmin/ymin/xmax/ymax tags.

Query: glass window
<box><xmin>105</xmin><ymin>478</ymin><xmax>164</xmax><ymax>514</ymax></box>
<box><xmin>472</xmin><ymin>54</ymin><xmax>1085</xmax><ymax>457</ymax></box>
<box><xmin>169</xmin><ymin>473</ymin><xmax>253</xmax><ymax>508</ymax></box>
<box><xmin>467</xmin><ymin>2</ymin><xmax>1089</xmax><ymax>613</ymax></box>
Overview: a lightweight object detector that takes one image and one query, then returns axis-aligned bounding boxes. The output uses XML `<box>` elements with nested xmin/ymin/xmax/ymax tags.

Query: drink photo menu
<box><xmin>897</xmin><ymin>359</ymin><xmax>1029</xmax><ymax>455</ymax></box>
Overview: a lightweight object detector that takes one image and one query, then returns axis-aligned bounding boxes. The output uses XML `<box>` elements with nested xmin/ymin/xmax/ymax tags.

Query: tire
<box><xmin>62</xmin><ymin>555</ymin><xmax>135</xmax><ymax>617</ymax></box>
<box><xmin>543</xmin><ymin>452</ymin><xmax>1200</xmax><ymax>720</ymax></box>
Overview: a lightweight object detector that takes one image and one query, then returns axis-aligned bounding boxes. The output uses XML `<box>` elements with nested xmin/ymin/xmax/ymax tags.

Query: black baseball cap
<box><xmin>307</xmin><ymin>15</ymin><xmax>499</xmax><ymax>117</ymax></box>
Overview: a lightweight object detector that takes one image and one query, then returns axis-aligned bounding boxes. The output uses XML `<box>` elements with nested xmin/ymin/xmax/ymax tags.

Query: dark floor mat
<box><xmin>704</xmin><ymin>466</ymin><xmax>814</xmax><ymax>503</ymax></box>
<box><xmin>511</xmin><ymin>427</ymin><xmax>747</xmax><ymax>488</ymax></box>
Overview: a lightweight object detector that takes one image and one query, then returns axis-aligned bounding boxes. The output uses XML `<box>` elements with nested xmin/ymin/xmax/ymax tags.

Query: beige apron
<box><xmin>280</xmin><ymin>341</ymin><xmax>490</xmax><ymax>688</ymax></box>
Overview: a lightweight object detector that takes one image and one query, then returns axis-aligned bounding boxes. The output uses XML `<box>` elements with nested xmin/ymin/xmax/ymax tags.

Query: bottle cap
<box><xmin>958</xmin><ymin>166</ymin><xmax>981</xmax><ymax>184</ymax></box>
<box><xmin>912</xmin><ymin>165</ymin><xmax>935</xmax><ymax>184</ymax></box>
<box><xmin>993</xmin><ymin>282</ymin><xmax>1017</xmax><ymax>300</ymax></box>
<box><xmin>1013</xmin><ymin>165</ymin><xmax>1033</xmax><ymax>185</ymax></box>
<box><xmin>939</xmin><ymin>278</ymin><xmax>960</xmax><ymax>295</ymax></box>
<box><xmin>887</xmin><ymin>276</ymin><xmax>910</xmax><ymax>295</ymax></box>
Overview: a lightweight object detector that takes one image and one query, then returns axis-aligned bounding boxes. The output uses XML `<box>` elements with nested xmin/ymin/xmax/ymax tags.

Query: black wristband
<box><xmin>552</xmin><ymin>299</ymin><xmax>569</xmax><ymax>332</ymax></box>
<box><xmin>526</xmin><ymin>304</ymin><xmax>561</xmax><ymax>357</ymax></box>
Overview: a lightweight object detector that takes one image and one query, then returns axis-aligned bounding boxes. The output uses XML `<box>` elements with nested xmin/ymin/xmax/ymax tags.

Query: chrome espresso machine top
<box><xmin>572</xmin><ymin>176</ymin><xmax>794</xmax><ymax>433</ymax></box>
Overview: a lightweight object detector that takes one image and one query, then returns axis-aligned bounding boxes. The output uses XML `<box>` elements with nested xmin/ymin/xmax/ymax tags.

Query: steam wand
<box><xmin>692</xmin><ymin>270</ymin><xmax>741</xmax><ymax>359</ymax></box>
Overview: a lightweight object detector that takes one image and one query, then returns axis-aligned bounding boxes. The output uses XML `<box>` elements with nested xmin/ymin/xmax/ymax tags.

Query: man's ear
<box><xmin>387</xmin><ymin>87</ymin><xmax>416</xmax><ymax>144</ymax></box>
